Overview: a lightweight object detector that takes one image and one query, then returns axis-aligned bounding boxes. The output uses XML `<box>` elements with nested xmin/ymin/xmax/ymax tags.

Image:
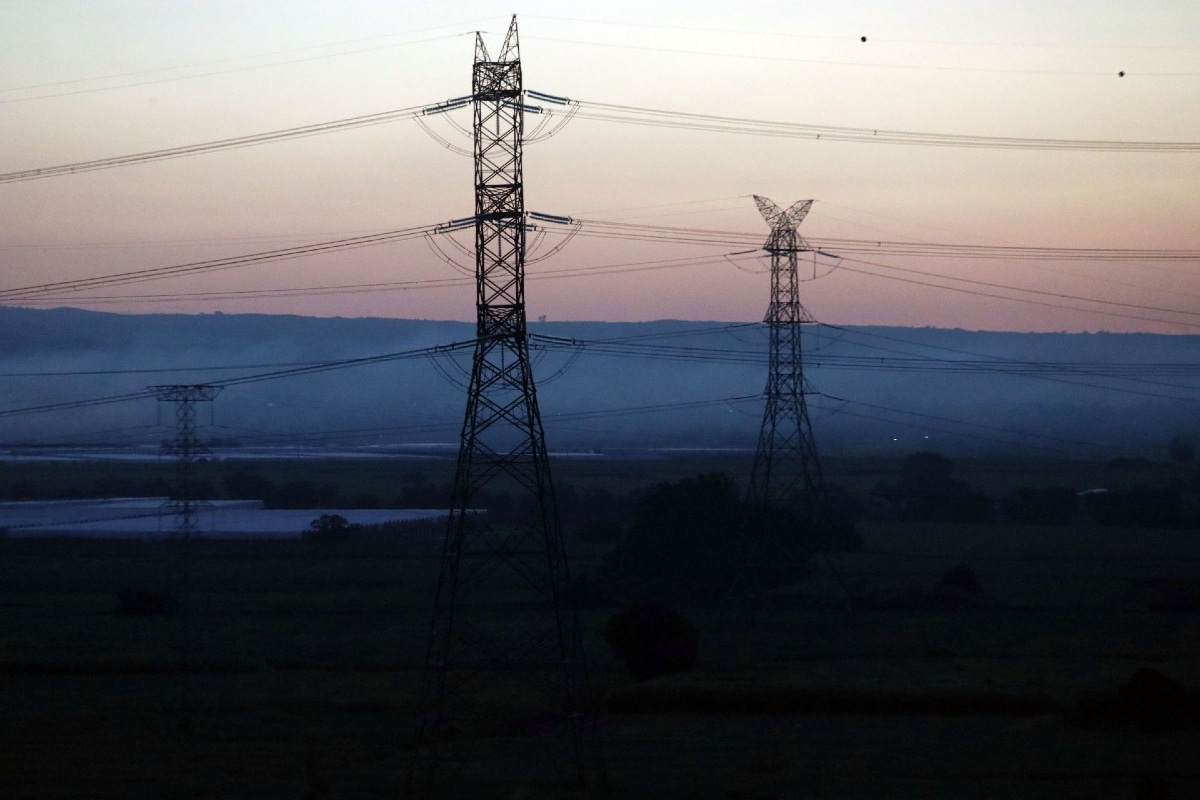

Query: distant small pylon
<box><xmin>149</xmin><ymin>382</ymin><xmax>220</xmax><ymax>722</ymax></box>
<box><xmin>150</xmin><ymin>384</ymin><xmax>221</xmax><ymax>537</ymax></box>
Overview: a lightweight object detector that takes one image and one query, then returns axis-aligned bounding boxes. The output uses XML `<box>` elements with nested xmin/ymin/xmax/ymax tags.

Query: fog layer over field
<box><xmin>1</xmin><ymin>306</ymin><xmax>1196</xmax><ymax>459</ymax></box>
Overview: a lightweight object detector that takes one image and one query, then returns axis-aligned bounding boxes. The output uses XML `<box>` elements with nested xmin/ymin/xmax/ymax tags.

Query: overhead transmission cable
<box><xmin>529</xmin><ymin>93</ymin><xmax>1200</xmax><ymax>152</ymax></box>
<box><xmin>525</xmin><ymin>37</ymin><xmax>1199</xmax><ymax>78</ymax></box>
<box><xmin>0</xmin><ymin>97</ymin><xmax>470</xmax><ymax>183</ymax></box>
<box><xmin>527</xmin><ymin>332</ymin><xmax>1200</xmax><ymax>397</ymax></box>
<box><xmin>569</xmin><ymin>218</ymin><xmax>1200</xmax><ymax>260</ymax></box>
<box><xmin>0</xmin><ymin>339</ymin><xmax>477</xmax><ymax>419</ymax></box>
<box><xmin>4</xmin><ymin>87</ymin><xmax>1198</xmax><ymax>186</ymax></box>
<box><xmin>7</xmin><ymin>216</ymin><xmax>1199</xmax><ymax>331</ymax></box>
<box><xmin>0</xmin><ymin>224</ymin><xmax>440</xmax><ymax>301</ymax></box>
<box><xmin>833</xmin><ymin>256</ymin><xmax>1200</xmax><ymax>331</ymax></box>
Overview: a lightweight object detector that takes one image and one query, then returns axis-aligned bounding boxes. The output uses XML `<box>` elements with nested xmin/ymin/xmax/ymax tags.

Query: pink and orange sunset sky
<box><xmin>3</xmin><ymin>1</ymin><xmax>1199</xmax><ymax>332</ymax></box>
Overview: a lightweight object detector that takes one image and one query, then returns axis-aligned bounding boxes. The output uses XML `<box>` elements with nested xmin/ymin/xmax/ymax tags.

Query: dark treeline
<box><xmin>869</xmin><ymin>450</ymin><xmax>1200</xmax><ymax>529</ymax></box>
<box><xmin>5</xmin><ymin>451</ymin><xmax>1199</xmax><ymax>530</ymax></box>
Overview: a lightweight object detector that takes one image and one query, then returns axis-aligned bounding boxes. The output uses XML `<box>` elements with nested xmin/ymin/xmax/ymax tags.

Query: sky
<box><xmin>2</xmin><ymin>0</ymin><xmax>1199</xmax><ymax>332</ymax></box>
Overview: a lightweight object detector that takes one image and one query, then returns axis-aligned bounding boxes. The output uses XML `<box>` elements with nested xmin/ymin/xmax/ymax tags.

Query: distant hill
<box><xmin>1</xmin><ymin>305</ymin><xmax>1197</xmax><ymax>460</ymax></box>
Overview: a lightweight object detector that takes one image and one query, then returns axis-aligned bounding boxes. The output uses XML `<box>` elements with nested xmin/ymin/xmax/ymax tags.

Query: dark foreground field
<box><xmin>1</xmin><ymin>463</ymin><xmax>1198</xmax><ymax>798</ymax></box>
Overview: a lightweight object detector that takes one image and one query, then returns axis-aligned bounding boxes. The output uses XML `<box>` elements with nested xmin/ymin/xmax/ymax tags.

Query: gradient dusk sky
<box><xmin>3</xmin><ymin>1</ymin><xmax>1198</xmax><ymax>332</ymax></box>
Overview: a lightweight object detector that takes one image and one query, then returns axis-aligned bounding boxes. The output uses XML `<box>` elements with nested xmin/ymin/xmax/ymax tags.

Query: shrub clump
<box><xmin>600</xmin><ymin>472</ymin><xmax>857</xmax><ymax>604</ymax></box>
<box><xmin>303</xmin><ymin>513</ymin><xmax>361</xmax><ymax>542</ymax></box>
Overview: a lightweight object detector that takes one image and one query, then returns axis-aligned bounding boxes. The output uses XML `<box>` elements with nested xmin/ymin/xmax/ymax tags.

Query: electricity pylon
<box><xmin>151</xmin><ymin>384</ymin><xmax>221</xmax><ymax>537</ymax></box>
<box><xmin>742</xmin><ymin>197</ymin><xmax>828</xmax><ymax>583</ymax></box>
<box><xmin>150</xmin><ymin>383</ymin><xmax>220</xmax><ymax>721</ymax></box>
<box><xmin>411</xmin><ymin>17</ymin><xmax>600</xmax><ymax>794</ymax></box>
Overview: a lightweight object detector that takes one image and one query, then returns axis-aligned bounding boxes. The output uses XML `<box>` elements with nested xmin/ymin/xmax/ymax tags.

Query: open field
<box><xmin>0</xmin><ymin>455</ymin><xmax>1198</xmax><ymax>798</ymax></box>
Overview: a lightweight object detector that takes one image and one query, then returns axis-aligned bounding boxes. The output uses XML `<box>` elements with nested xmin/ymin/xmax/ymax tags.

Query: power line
<box><xmin>841</xmin><ymin>253</ymin><xmax>1200</xmax><ymax>318</ymax></box>
<box><xmin>834</xmin><ymin>256</ymin><xmax>1200</xmax><ymax>331</ymax></box>
<box><xmin>0</xmin><ymin>101</ymin><xmax>452</xmax><ymax>182</ymax></box>
<box><xmin>817</xmin><ymin>392</ymin><xmax>1119</xmax><ymax>456</ymax></box>
<box><xmin>7</xmin><ymin>216</ymin><xmax>1198</xmax><ymax>331</ymax></box>
<box><xmin>526</xmin><ymin>36</ymin><xmax>1199</xmax><ymax>77</ymax></box>
<box><xmin>0</xmin><ymin>339</ymin><xmax>477</xmax><ymax>419</ymax></box>
<box><xmin>0</xmin><ymin>32</ymin><xmax>474</xmax><ymax>105</ymax></box>
<box><xmin>0</xmin><ymin>360</ymin><xmax>328</xmax><ymax>378</ymax></box>
<box><xmin>815</xmin><ymin>323</ymin><xmax>1200</xmax><ymax>404</ymax></box>
<box><xmin>1</xmin><ymin>22</ymin><xmax>488</xmax><ymax>96</ymax></box>
<box><xmin>571</xmin><ymin>218</ymin><xmax>1200</xmax><ymax>260</ymax></box>
<box><xmin>555</xmin><ymin>98</ymin><xmax>1200</xmax><ymax>152</ymax></box>
<box><xmin>527</xmin><ymin>330</ymin><xmax>1200</xmax><ymax>404</ymax></box>
<box><xmin>6</xmin><ymin>89</ymin><xmax>1198</xmax><ymax>187</ymax></box>
<box><xmin>0</xmin><ymin>225</ymin><xmax>438</xmax><ymax>301</ymax></box>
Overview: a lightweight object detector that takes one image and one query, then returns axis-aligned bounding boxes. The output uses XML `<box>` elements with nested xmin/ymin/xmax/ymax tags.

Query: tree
<box><xmin>602</xmin><ymin>472</ymin><xmax>748</xmax><ymax>603</ymax></box>
<box><xmin>304</xmin><ymin>513</ymin><xmax>358</xmax><ymax>542</ymax></box>
<box><xmin>875</xmin><ymin>451</ymin><xmax>991</xmax><ymax>523</ymax></box>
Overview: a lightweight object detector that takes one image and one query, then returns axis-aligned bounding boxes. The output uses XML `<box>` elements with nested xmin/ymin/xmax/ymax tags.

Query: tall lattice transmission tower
<box><xmin>151</xmin><ymin>384</ymin><xmax>221</xmax><ymax>538</ymax></box>
<box><xmin>151</xmin><ymin>383</ymin><xmax>220</xmax><ymax>716</ymax></box>
<box><xmin>745</xmin><ymin>197</ymin><xmax>828</xmax><ymax>553</ymax></box>
<box><xmin>411</xmin><ymin>16</ymin><xmax>600</xmax><ymax>793</ymax></box>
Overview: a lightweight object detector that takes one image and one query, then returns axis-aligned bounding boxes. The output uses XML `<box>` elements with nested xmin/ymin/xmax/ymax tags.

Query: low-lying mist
<box><xmin>1</xmin><ymin>306</ymin><xmax>1196</xmax><ymax>461</ymax></box>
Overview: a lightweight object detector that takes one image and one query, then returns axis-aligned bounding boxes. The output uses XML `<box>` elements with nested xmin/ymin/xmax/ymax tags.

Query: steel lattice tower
<box><xmin>746</xmin><ymin>197</ymin><xmax>826</xmax><ymax>519</ymax></box>
<box><xmin>151</xmin><ymin>384</ymin><xmax>221</xmax><ymax>537</ymax></box>
<box><xmin>151</xmin><ymin>383</ymin><xmax>220</xmax><ymax>720</ymax></box>
<box><xmin>411</xmin><ymin>17</ymin><xmax>599</xmax><ymax>793</ymax></box>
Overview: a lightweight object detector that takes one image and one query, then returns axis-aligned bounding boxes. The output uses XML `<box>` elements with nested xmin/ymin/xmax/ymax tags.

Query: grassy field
<box><xmin>1</xmin><ymin>455</ymin><xmax>1198</xmax><ymax>798</ymax></box>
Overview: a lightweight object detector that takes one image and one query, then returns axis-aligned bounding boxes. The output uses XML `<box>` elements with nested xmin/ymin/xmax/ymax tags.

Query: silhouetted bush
<box><xmin>602</xmin><ymin>472</ymin><xmax>748</xmax><ymax>602</ymax></box>
<box><xmin>303</xmin><ymin>513</ymin><xmax>360</xmax><ymax>542</ymax></box>
<box><xmin>605</xmin><ymin>603</ymin><xmax>698</xmax><ymax>680</ymax></box>
<box><xmin>371</xmin><ymin>516</ymin><xmax>445</xmax><ymax>542</ymax></box>
<box><xmin>600</xmin><ymin>471</ymin><xmax>852</xmax><ymax>602</ymax></box>
<box><xmin>872</xmin><ymin>451</ymin><xmax>992</xmax><ymax>523</ymax></box>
